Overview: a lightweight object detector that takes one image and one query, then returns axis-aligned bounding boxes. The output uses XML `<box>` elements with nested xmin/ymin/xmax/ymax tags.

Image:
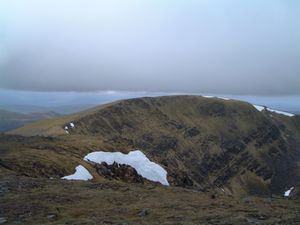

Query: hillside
<box><xmin>2</xmin><ymin>95</ymin><xmax>300</xmax><ymax>224</ymax></box>
<box><xmin>0</xmin><ymin>110</ymin><xmax>61</xmax><ymax>132</ymax></box>
<box><xmin>6</xmin><ymin>96</ymin><xmax>300</xmax><ymax>195</ymax></box>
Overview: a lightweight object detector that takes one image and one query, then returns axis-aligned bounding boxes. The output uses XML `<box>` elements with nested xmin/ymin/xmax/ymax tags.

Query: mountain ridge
<box><xmin>4</xmin><ymin>95</ymin><xmax>300</xmax><ymax>198</ymax></box>
<box><xmin>2</xmin><ymin>95</ymin><xmax>300</xmax><ymax>224</ymax></box>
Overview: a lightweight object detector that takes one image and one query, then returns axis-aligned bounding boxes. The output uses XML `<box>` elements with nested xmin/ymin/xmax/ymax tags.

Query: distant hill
<box><xmin>0</xmin><ymin>110</ymin><xmax>61</xmax><ymax>132</ymax></box>
<box><xmin>0</xmin><ymin>104</ymin><xmax>97</xmax><ymax>114</ymax></box>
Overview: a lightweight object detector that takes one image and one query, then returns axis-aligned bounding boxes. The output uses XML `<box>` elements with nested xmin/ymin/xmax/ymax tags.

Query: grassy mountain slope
<box><xmin>2</xmin><ymin>95</ymin><xmax>300</xmax><ymax>224</ymax></box>
<box><xmin>5</xmin><ymin>96</ymin><xmax>300</xmax><ymax>197</ymax></box>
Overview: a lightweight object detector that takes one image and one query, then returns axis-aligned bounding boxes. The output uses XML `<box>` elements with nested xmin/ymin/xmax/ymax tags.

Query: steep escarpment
<box><xmin>56</xmin><ymin>96</ymin><xmax>299</xmax><ymax>197</ymax></box>
<box><xmin>4</xmin><ymin>96</ymin><xmax>300</xmax><ymax>198</ymax></box>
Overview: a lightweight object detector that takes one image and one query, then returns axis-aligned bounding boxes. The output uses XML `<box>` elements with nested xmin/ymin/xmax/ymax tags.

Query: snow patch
<box><xmin>218</xmin><ymin>97</ymin><xmax>230</xmax><ymax>100</ymax></box>
<box><xmin>253</xmin><ymin>105</ymin><xmax>265</xmax><ymax>112</ymax></box>
<box><xmin>84</xmin><ymin>150</ymin><xmax>169</xmax><ymax>186</ymax></box>
<box><xmin>266</xmin><ymin>108</ymin><xmax>294</xmax><ymax>117</ymax></box>
<box><xmin>203</xmin><ymin>96</ymin><xmax>229</xmax><ymax>100</ymax></box>
<box><xmin>62</xmin><ymin>165</ymin><xmax>93</xmax><ymax>181</ymax></box>
<box><xmin>70</xmin><ymin>122</ymin><xmax>75</xmax><ymax>128</ymax></box>
<box><xmin>253</xmin><ymin>105</ymin><xmax>294</xmax><ymax>117</ymax></box>
<box><xmin>284</xmin><ymin>187</ymin><xmax>294</xmax><ymax>197</ymax></box>
<box><xmin>64</xmin><ymin>125</ymin><xmax>69</xmax><ymax>134</ymax></box>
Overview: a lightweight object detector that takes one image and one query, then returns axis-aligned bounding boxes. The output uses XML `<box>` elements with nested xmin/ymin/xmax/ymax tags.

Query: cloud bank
<box><xmin>0</xmin><ymin>0</ymin><xmax>299</xmax><ymax>95</ymax></box>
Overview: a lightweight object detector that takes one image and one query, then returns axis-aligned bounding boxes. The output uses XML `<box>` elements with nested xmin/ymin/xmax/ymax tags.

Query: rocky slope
<box><xmin>2</xmin><ymin>176</ymin><xmax>300</xmax><ymax>225</ymax></box>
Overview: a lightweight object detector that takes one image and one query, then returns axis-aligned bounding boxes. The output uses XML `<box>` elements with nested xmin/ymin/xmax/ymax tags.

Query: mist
<box><xmin>0</xmin><ymin>0</ymin><xmax>300</xmax><ymax>95</ymax></box>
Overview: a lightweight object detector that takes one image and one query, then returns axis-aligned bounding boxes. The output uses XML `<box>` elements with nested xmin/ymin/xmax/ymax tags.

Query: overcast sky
<box><xmin>0</xmin><ymin>0</ymin><xmax>299</xmax><ymax>95</ymax></box>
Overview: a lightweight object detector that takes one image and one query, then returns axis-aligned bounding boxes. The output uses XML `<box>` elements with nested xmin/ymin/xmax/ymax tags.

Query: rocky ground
<box><xmin>1</xmin><ymin>176</ymin><xmax>300</xmax><ymax>225</ymax></box>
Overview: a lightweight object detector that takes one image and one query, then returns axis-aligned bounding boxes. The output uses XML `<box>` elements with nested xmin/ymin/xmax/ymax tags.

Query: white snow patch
<box><xmin>84</xmin><ymin>150</ymin><xmax>169</xmax><ymax>186</ymax></box>
<box><xmin>266</xmin><ymin>108</ymin><xmax>294</xmax><ymax>117</ymax></box>
<box><xmin>284</xmin><ymin>187</ymin><xmax>294</xmax><ymax>197</ymax></box>
<box><xmin>70</xmin><ymin>122</ymin><xmax>75</xmax><ymax>128</ymax></box>
<box><xmin>203</xmin><ymin>95</ymin><xmax>229</xmax><ymax>100</ymax></box>
<box><xmin>253</xmin><ymin>105</ymin><xmax>265</xmax><ymax>111</ymax></box>
<box><xmin>62</xmin><ymin>165</ymin><xmax>93</xmax><ymax>181</ymax></box>
<box><xmin>218</xmin><ymin>97</ymin><xmax>230</xmax><ymax>100</ymax></box>
<box><xmin>64</xmin><ymin>126</ymin><xmax>69</xmax><ymax>134</ymax></box>
<box><xmin>253</xmin><ymin>105</ymin><xmax>294</xmax><ymax>117</ymax></box>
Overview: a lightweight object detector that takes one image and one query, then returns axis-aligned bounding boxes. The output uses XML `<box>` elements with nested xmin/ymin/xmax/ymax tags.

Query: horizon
<box><xmin>0</xmin><ymin>88</ymin><xmax>299</xmax><ymax>114</ymax></box>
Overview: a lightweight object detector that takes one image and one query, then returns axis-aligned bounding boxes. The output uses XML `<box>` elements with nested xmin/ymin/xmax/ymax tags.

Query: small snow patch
<box><xmin>64</xmin><ymin>125</ymin><xmax>69</xmax><ymax>134</ymax></box>
<box><xmin>218</xmin><ymin>97</ymin><xmax>230</xmax><ymax>100</ymax></box>
<box><xmin>84</xmin><ymin>150</ymin><xmax>169</xmax><ymax>186</ymax></box>
<box><xmin>284</xmin><ymin>187</ymin><xmax>294</xmax><ymax>197</ymax></box>
<box><xmin>253</xmin><ymin>105</ymin><xmax>265</xmax><ymax>112</ymax></box>
<box><xmin>203</xmin><ymin>95</ymin><xmax>229</xmax><ymax>100</ymax></box>
<box><xmin>62</xmin><ymin>165</ymin><xmax>93</xmax><ymax>181</ymax></box>
<box><xmin>266</xmin><ymin>108</ymin><xmax>294</xmax><ymax>117</ymax></box>
<box><xmin>70</xmin><ymin>122</ymin><xmax>75</xmax><ymax>128</ymax></box>
<box><xmin>253</xmin><ymin>105</ymin><xmax>294</xmax><ymax>117</ymax></box>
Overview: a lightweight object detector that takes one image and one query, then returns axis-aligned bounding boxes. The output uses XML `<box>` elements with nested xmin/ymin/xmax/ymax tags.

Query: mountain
<box><xmin>0</xmin><ymin>110</ymin><xmax>61</xmax><ymax>132</ymax></box>
<box><xmin>2</xmin><ymin>95</ymin><xmax>300</xmax><ymax>224</ymax></box>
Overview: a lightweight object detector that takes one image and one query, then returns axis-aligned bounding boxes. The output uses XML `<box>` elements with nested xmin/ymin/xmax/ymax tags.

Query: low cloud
<box><xmin>0</xmin><ymin>0</ymin><xmax>299</xmax><ymax>95</ymax></box>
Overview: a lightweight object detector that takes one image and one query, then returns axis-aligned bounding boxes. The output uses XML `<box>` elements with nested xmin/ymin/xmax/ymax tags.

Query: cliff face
<box><xmin>3</xmin><ymin>96</ymin><xmax>300</xmax><ymax>198</ymax></box>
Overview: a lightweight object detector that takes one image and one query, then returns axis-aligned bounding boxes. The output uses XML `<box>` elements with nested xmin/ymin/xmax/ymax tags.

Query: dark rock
<box><xmin>168</xmin><ymin>171</ymin><xmax>194</xmax><ymax>187</ymax></box>
<box><xmin>95</xmin><ymin>162</ymin><xmax>148</xmax><ymax>184</ymax></box>
<box><xmin>209</xmin><ymin>190</ymin><xmax>219</xmax><ymax>199</ymax></box>
<box><xmin>165</xmin><ymin>120</ymin><xmax>185</xmax><ymax>129</ymax></box>
<box><xmin>184</xmin><ymin>127</ymin><xmax>200</xmax><ymax>138</ymax></box>
<box><xmin>138</xmin><ymin>209</ymin><xmax>149</xmax><ymax>217</ymax></box>
<box><xmin>243</xmin><ymin>196</ymin><xmax>252</xmax><ymax>204</ymax></box>
<box><xmin>154</xmin><ymin>136</ymin><xmax>177</xmax><ymax>151</ymax></box>
<box><xmin>221</xmin><ymin>138</ymin><xmax>246</xmax><ymax>154</ymax></box>
<box><xmin>197</xmin><ymin>102</ymin><xmax>228</xmax><ymax>117</ymax></box>
<box><xmin>246</xmin><ymin>218</ymin><xmax>260</xmax><ymax>225</ymax></box>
